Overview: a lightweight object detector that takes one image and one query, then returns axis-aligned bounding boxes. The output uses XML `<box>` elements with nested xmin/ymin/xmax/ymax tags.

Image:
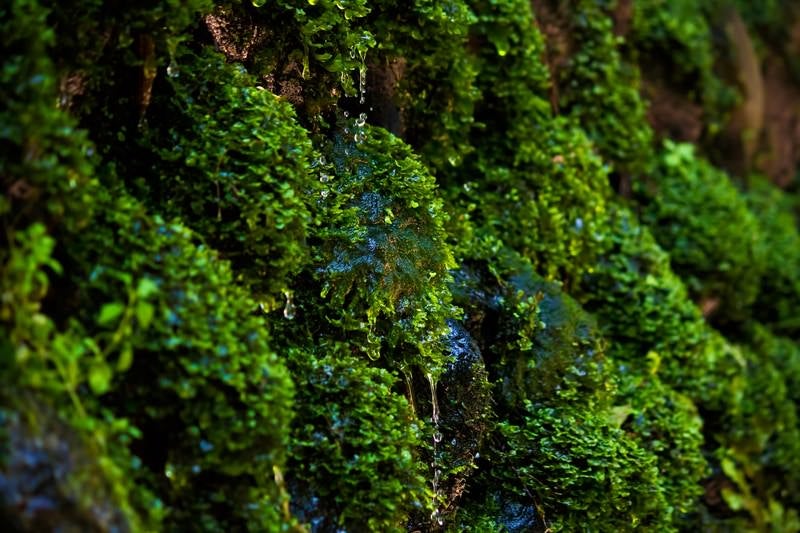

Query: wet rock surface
<box><xmin>0</xmin><ymin>407</ymin><xmax>130</xmax><ymax>533</ymax></box>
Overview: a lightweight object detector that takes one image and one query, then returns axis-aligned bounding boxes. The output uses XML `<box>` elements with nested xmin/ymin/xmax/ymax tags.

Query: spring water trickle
<box><xmin>427</xmin><ymin>373</ymin><xmax>444</xmax><ymax>527</ymax></box>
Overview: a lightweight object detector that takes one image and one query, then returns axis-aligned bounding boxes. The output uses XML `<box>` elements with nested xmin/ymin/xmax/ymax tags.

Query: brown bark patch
<box><xmin>758</xmin><ymin>56</ymin><xmax>800</xmax><ymax>187</ymax></box>
<box><xmin>530</xmin><ymin>0</ymin><xmax>574</xmax><ymax>112</ymax></box>
<box><xmin>642</xmin><ymin>78</ymin><xmax>704</xmax><ymax>143</ymax></box>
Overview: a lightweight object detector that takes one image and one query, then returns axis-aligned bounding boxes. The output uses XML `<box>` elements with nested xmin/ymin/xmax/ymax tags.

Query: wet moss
<box><xmin>310</xmin><ymin>123</ymin><xmax>457</xmax><ymax>374</ymax></box>
<box><xmin>285</xmin><ymin>343</ymin><xmax>426</xmax><ymax>532</ymax></box>
<box><xmin>450</xmin><ymin>246</ymin><xmax>686</xmax><ymax>531</ymax></box>
<box><xmin>144</xmin><ymin>46</ymin><xmax>318</xmax><ymax>306</ymax></box>
<box><xmin>3</xmin><ymin>0</ymin><xmax>800</xmax><ymax>530</ymax></box>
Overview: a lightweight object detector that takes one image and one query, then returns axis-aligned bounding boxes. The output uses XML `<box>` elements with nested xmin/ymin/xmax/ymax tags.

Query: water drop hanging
<box><xmin>283</xmin><ymin>290</ymin><xmax>296</xmax><ymax>320</ymax></box>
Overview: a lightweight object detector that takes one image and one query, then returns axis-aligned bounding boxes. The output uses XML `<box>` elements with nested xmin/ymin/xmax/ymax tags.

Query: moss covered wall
<box><xmin>3</xmin><ymin>0</ymin><xmax>800</xmax><ymax>531</ymax></box>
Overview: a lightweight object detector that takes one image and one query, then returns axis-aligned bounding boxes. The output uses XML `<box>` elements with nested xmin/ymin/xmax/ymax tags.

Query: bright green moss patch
<box><xmin>558</xmin><ymin>0</ymin><xmax>654</xmax><ymax>175</ymax></box>
<box><xmin>637</xmin><ymin>141</ymin><xmax>764</xmax><ymax>322</ymax></box>
<box><xmin>145</xmin><ymin>47</ymin><xmax>318</xmax><ymax>307</ymax></box>
<box><xmin>285</xmin><ymin>343</ymin><xmax>426</xmax><ymax>531</ymax></box>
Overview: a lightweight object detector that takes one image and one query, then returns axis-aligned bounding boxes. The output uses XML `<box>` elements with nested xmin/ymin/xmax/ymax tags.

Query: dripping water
<box><xmin>283</xmin><ymin>290</ymin><xmax>296</xmax><ymax>320</ymax></box>
<box><xmin>427</xmin><ymin>372</ymin><xmax>444</xmax><ymax>527</ymax></box>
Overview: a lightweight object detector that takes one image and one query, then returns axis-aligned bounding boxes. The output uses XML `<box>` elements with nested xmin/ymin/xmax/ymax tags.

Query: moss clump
<box><xmin>285</xmin><ymin>343</ymin><xmax>426</xmax><ymax>532</ymax></box>
<box><xmin>449</xmin><ymin>0</ymin><xmax>615</xmax><ymax>287</ymax></box>
<box><xmin>746</xmin><ymin>176</ymin><xmax>800</xmax><ymax>336</ymax></box>
<box><xmin>628</xmin><ymin>0</ymin><xmax>736</xmax><ymax>132</ymax></box>
<box><xmin>310</xmin><ymin>122</ymin><xmax>457</xmax><ymax>373</ymax></box>
<box><xmin>557</xmin><ymin>0</ymin><xmax>654</xmax><ymax>176</ymax></box>
<box><xmin>144</xmin><ymin>47</ymin><xmax>318</xmax><ymax>306</ymax></box>
<box><xmin>1</xmin><ymin>8</ymin><xmax>296</xmax><ymax>525</ymax></box>
<box><xmin>450</xmin><ymin>247</ymin><xmax>683</xmax><ymax>531</ymax></box>
<box><xmin>578</xmin><ymin>207</ymin><xmax>737</xmax><ymax>405</ymax></box>
<box><xmin>615</xmin><ymin>374</ymin><xmax>707</xmax><ymax>523</ymax></box>
<box><xmin>365</xmin><ymin>0</ymin><xmax>478</xmax><ymax>172</ymax></box>
<box><xmin>64</xmin><ymin>184</ymin><xmax>295</xmax><ymax>532</ymax></box>
<box><xmin>637</xmin><ymin>141</ymin><xmax>764</xmax><ymax>323</ymax></box>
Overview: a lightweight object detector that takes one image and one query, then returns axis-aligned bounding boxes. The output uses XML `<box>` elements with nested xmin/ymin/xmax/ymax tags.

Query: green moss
<box><xmin>450</xmin><ymin>246</ymin><xmax>683</xmax><ymax>531</ymax></box>
<box><xmin>629</xmin><ymin>0</ymin><xmax>736</xmax><ymax>132</ymax></box>
<box><xmin>64</xmin><ymin>185</ymin><xmax>294</xmax><ymax>532</ymax></box>
<box><xmin>285</xmin><ymin>343</ymin><xmax>427</xmax><ymax>531</ymax></box>
<box><xmin>247</xmin><ymin>0</ymin><xmax>375</xmax><ymax>103</ymax></box>
<box><xmin>0</xmin><ymin>223</ymin><xmax>159</xmax><ymax>531</ymax></box>
<box><xmin>746</xmin><ymin>175</ymin><xmax>800</xmax><ymax>336</ymax></box>
<box><xmin>0</xmin><ymin>15</ymin><xmax>296</xmax><ymax>522</ymax></box>
<box><xmin>144</xmin><ymin>47</ymin><xmax>318</xmax><ymax>307</ymax></box>
<box><xmin>578</xmin><ymin>206</ymin><xmax>738</xmax><ymax>406</ymax></box>
<box><xmin>496</xmin><ymin>405</ymin><xmax>666</xmax><ymax>531</ymax></box>
<box><xmin>4</xmin><ymin>0</ymin><xmax>800</xmax><ymax>530</ymax></box>
<box><xmin>309</xmin><ymin>123</ymin><xmax>457</xmax><ymax>374</ymax></box>
<box><xmin>450</xmin><ymin>0</ymin><xmax>615</xmax><ymax>286</ymax></box>
<box><xmin>0</xmin><ymin>0</ymin><xmax>97</xmax><ymax>233</ymax></box>
<box><xmin>558</xmin><ymin>0</ymin><xmax>654</xmax><ymax>175</ymax></box>
<box><xmin>368</xmin><ymin>0</ymin><xmax>478</xmax><ymax>172</ymax></box>
<box><xmin>615</xmin><ymin>375</ymin><xmax>707</xmax><ymax>523</ymax></box>
<box><xmin>637</xmin><ymin>141</ymin><xmax>764</xmax><ymax>322</ymax></box>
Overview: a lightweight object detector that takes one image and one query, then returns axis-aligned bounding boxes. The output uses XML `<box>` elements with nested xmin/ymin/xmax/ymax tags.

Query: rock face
<box><xmin>3</xmin><ymin>0</ymin><xmax>800</xmax><ymax>531</ymax></box>
<box><xmin>0</xmin><ymin>407</ymin><xmax>131</xmax><ymax>533</ymax></box>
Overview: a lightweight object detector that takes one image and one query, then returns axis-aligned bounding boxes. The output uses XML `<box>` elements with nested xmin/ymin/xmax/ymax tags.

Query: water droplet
<box><xmin>320</xmin><ymin>189</ymin><xmax>330</xmax><ymax>199</ymax></box>
<box><xmin>165</xmin><ymin>464</ymin><xmax>175</xmax><ymax>479</ymax></box>
<box><xmin>356</xmin><ymin>113</ymin><xmax>367</xmax><ymax>127</ymax></box>
<box><xmin>319</xmin><ymin>173</ymin><xmax>331</xmax><ymax>183</ymax></box>
<box><xmin>167</xmin><ymin>61</ymin><xmax>179</xmax><ymax>78</ymax></box>
<box><xmin>283</xmin><ymin>290</ymin><xmax>296</xmax><ymax>320</ymax></box>
<box><xmin>431</xmin><ymin>508</ymin><xmax>444</xmax><ymax>527</ymax></box>
<box><xmin>433</xmin><ymin>431</ymin><xmax>443</xmax><ymax>443</ymax></box>
<box><xmin>474</xmin><ymin>452</ymin><xmax>480</xmax><ymax>459</ymax></box>
<box><xmin>343</xmin><ymin>111</ymin><xmax>349</xmax><ymax>118</ymax></box>
<box><xmin>427</xmin><ymin>373</ymin><xmax>440</xmax><ymax>425</ymax></box>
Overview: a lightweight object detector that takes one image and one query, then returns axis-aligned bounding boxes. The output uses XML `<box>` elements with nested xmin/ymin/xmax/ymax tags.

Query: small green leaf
<box><xmin>608</xmin><ymin>405</ymin><xmax>633</xmax><ymax>428</ymax></box>
<box><xmin>97</xmin><ymin>302</ymin><xmax>125</xmax><ymax>327</ymax></box>
<box><xmin>136</xmin><ymin>301</ymin><xmax>155</xmax><ymax>329</ymax></box>
<box><xmin>721</xmin><ymin>488</ymin><xmax>745</xmax><ymax>512</ymax></box>
<box><xmin>136</xmin><ymin>278</ymin><xmax>159</xmax><ymax>299</ymax></box>
<box><xmin>89</xmin><ymin>361</ymin><xmax>113</xmax><ymax>395</ymax></box>
<box><xmin>117</xmin><ymin>344</ymin><xmax>134</xmax><ymax>372</ymax></box>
